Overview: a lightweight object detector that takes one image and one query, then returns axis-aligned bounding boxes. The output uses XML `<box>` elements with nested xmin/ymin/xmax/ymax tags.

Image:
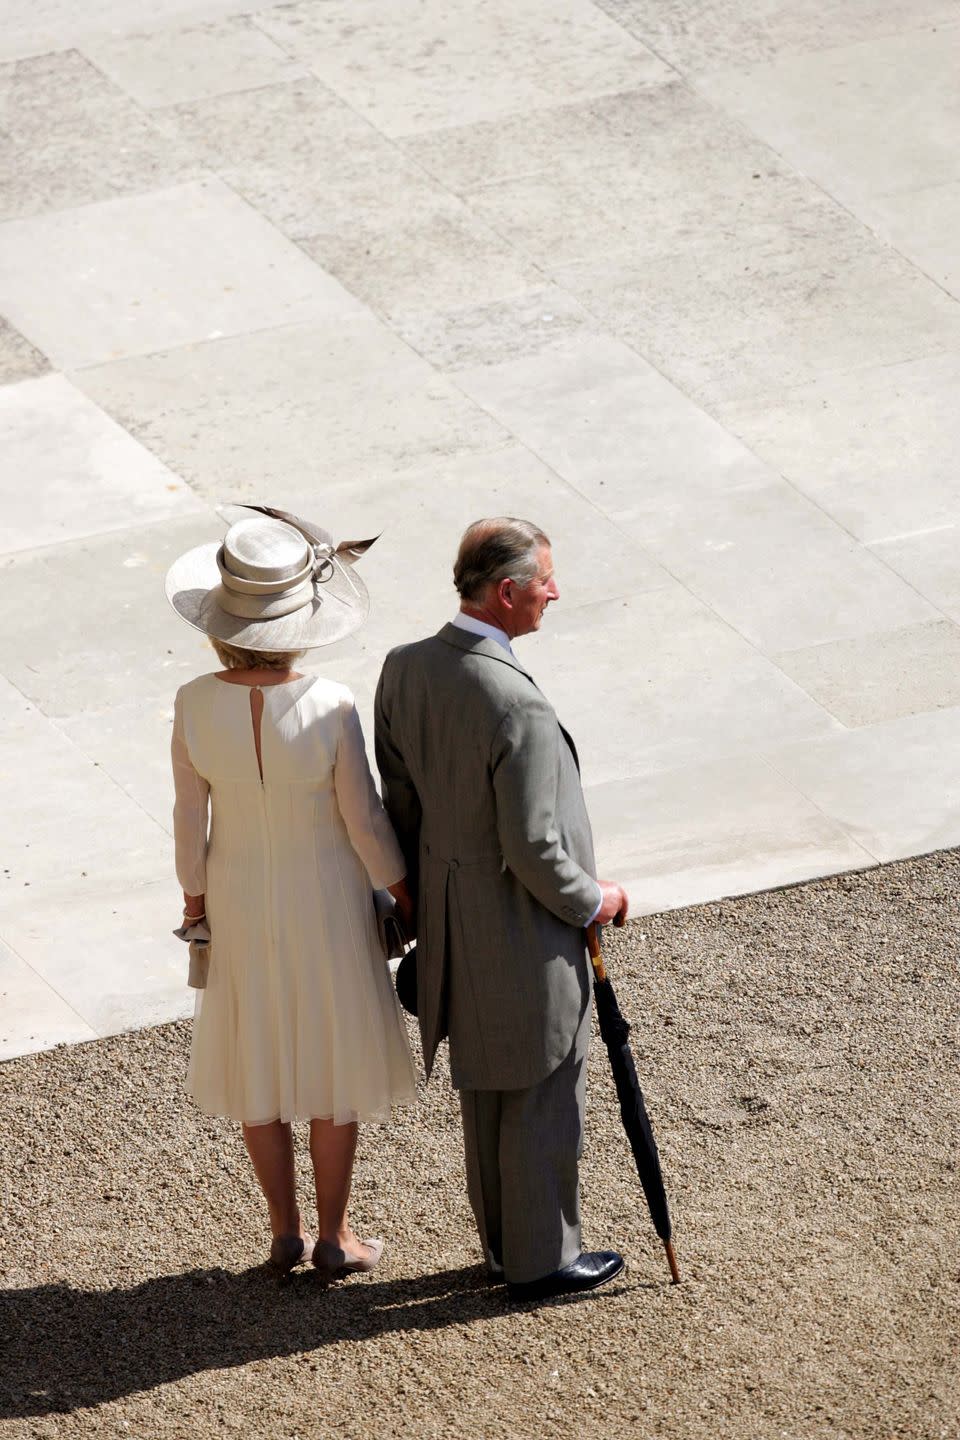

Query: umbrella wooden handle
<box><xmin>664</xmin><ymin>1240</ymin><xmax>681</xmax><ymax>1284</ymax></box>
<box><xmin>586</xmin><ymin>923</ymin><xmax>607</xmax><ymax>982</ymax></box>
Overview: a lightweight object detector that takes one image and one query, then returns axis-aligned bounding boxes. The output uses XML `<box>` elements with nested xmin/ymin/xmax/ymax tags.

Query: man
<box><xmin>374</xmin><ymin>517</ymin><xmax>629</xmax><ymax>1301</ymax></box>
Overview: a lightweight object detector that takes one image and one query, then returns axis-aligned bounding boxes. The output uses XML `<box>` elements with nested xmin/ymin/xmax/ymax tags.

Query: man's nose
<box><xmin>548</xmin><ymin>577</ymin><xmax>560</xmax><ymax>601</ymax></box>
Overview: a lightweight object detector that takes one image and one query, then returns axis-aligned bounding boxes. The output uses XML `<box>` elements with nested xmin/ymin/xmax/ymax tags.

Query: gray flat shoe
<box><xmin>312</xmin><ymin>1237</ymin><xmax>384</xmax><ymax>1279</ymax></box>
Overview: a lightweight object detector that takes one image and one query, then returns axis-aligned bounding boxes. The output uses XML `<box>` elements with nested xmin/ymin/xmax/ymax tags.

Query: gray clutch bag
<box><xmin>172</xmin><ymin>919</ymin><xmax>212</xmax><ymax>989</ymax></box>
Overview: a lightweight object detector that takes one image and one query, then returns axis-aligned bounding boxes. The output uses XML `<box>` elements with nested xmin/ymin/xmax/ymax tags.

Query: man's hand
<box><xmin>596</xmin><ymin>880</ymin><xmax>629</xmax><ymax>927</ymax></box>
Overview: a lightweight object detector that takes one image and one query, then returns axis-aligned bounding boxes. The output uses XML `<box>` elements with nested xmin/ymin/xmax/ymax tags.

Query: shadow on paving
<box><xmin>0</xmin><ymin>1262</ymin><xmax>644</xmax><ymax>1417</ymax></box>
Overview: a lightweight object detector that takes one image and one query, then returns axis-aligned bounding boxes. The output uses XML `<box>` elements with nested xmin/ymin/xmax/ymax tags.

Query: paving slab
<box><xmin>0</xmin><ymin>677</ymin><xmax>172</xmax><ymax>918</ymax></box>
<box><xmin>0</xmin><ymin>0</ymin><xmax>261</xmax><ymax>61</ymax></box>
<box><xmin>633</xmin><ymin>483</ymin><xmax>938</xmax><ymax>655</ymax></box>
<box><xmin>81</xmin><ymin>16</ymin><xmax>308</xmax><ymax>109</ymax></box>
<box><xmin>300</xmin><ymin>211</ymin><xmax>543</xmax><ymax>321</ymax></box>
<box><xmin>766</xmin><ymin>706</ymin><xmax>960</xmax><ymax>863</ymax></box>
<box><xmin>0</xmin><ymin>374</ymin><xmax>203</xmax><ymax>555</ymax></box>
<box><xmin>774</xmin><ymin>621</ymin><xmax>960</xmax><ymax>729</ymax></box>
<box><xmin>403</xmin><ymin>81</ymin><xmax>737</xmax><ymax>194</ymax></box>
<box><xmin>553</xmin><ymin>219</ymin><xmax>960</xmax><ymax>407</ymax></box>
<box><xmin>458</xmin><ymin>106</ymin><xmax>802</xmax><ymax>271</ymax></box>
<box><xmin>525</xmin><ymin>588</ymin><xmax>840</xmax><ymax>786</ymax></box>
<box><xmin>57</xmin><ymin>696</ymin><xmax>180</xmax><ymax>837</ymax></box>
<box><xmin>0</xmin><ymin>50</ymin><xmax>203</xmax><ymax>221</ymax></box>
<box><xmin>1</xmin><ymin>880</ymin><xmax>193</xmax><ymax>1036</ymax></box>
<box><xmin>256</xmin><ymin>0</ymin><xmax>671</xmax><ymax>137</ymax></box>
<box><xmin>714</xmin><ymin>353</ymin><xmax>960</xmax><ymax>545</ymax></box>
<box><xmin>162</xmin><ymin>78</ymin><xmax>449</xmax><ymax>243</ymax></box>
<box><xmin>0</xmin><ymin>938</ymin><xmax>96</xmax><ymax>1059</ymax></box>
<box><xmin>391</xmin><ymin>285</ymin><xmax>597</xmax><ymax>373</ymax></box>
<box><xmin>74</xmin><ymin>315</ymin><xmax>508</xmax><ymax>500</ymax></box>
<box><xmin>584</xmin><ymin>756</ymin><xmax>875</xmax><ymax>915</ymax></box>
<box><xmin>453</xmin><ymin>334</ymin><xmax>777</xmax><ymax>527</ymax></box>
<box><xmin>857</xmin><ymin>180</ymin><xmax>960</xmax><ymax>302</ymax></box>
<box><xmin>870</xmin><ymin>525</ymin><xmax>960</xmax><ymax>622</ymax></box>
<box><xmin>0</xmin><ymin>516</ymin><xmax>222</xmax><ymax>719</ymax></box>
<box><xmin>590</xmin><ymin>0</ymin><xmax>960</xmax><ymax>72</ymax></box>
<box><xmin>698</xmin><ymin>25</ymin><xmax>960</xmax><ymax>208</ymax></box>
<box><xmin>0</xmin><ymin>178</ymin><xmax>363</xmax><ymax>371</ymax></box>
<box><xmin>0</xmin><ymin>317</ymin><xmax>49</xmax><ymax>386</ymax></box>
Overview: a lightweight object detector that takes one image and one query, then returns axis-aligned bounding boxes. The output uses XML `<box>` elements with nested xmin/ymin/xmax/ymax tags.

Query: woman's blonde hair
<box><xmin>211</xmin><ymin>639</ymin><xmax>305</xmax><ymax>672</ymax></box>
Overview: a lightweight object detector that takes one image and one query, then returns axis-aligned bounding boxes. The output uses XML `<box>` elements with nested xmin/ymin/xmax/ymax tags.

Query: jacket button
<box><xmin>448</xmin><ymin>858</ymin><xmax>459</xmax><ymax>871</ymax></box>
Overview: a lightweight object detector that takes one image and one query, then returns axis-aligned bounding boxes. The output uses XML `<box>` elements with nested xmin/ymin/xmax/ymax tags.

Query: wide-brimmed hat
<box><xmin>165</xmin><ymin>504</ymin><xmax>376</xmax><ymax>651</ymax></box>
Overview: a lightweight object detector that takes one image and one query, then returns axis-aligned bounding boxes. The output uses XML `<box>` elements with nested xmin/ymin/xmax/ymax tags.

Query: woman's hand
<box><xmin>386</xmin><ymin>878</ymin><xmax>416</xmax><ymax>939</ymax></box>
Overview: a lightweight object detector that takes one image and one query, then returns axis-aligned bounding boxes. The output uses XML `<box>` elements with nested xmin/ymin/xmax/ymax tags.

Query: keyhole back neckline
<box><xmin>249</xmin><ymin>684</ymin><xmax>265</xmax><ymax>784</ymax></box>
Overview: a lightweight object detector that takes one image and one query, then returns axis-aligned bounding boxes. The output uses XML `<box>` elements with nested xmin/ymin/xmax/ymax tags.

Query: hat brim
<box><xmin>165</xmin><ymin>541</ymin><xmax>368</xmax><ymax>651</ymax></box>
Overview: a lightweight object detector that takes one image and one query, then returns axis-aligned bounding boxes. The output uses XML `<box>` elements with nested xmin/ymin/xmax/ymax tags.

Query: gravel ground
<box><xmin>2</xmin><ymin>852</ymin><xmax>958</xmax><ymax>1440</ymax></box>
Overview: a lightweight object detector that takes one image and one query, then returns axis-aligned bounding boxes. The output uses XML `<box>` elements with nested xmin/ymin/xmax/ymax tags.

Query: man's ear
<box><xmin>496</xmin><ymin>577</ymin><xmax>514</xmax><ymax>609</ymax></box>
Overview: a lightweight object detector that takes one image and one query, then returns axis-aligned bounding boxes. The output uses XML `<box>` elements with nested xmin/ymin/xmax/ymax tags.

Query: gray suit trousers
<box><xmin>459</xmin><ymin>1040</ymin><xmax>587</xmax><ymax>1284</ymax></box>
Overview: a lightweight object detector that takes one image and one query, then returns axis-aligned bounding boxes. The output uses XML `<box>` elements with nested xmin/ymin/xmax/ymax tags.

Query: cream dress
<box><xmin>171</xmin><ymin>672</ymin><xmax>417</xmax><ymax>1126</ymax></box>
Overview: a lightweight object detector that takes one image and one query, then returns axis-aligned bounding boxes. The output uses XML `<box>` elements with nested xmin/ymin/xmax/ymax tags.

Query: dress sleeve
<box><xmin>334</xmin><ymin>692</ymin><xmax>406</xmax><ymax>889</ymax></box>
<box><xmin>171</xmin><ymin>688</ymin><xmax>210</xmax><ymax>895</ymax></box>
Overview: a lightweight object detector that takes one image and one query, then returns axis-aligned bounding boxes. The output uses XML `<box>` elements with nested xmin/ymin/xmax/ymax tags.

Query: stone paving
<box><xmin>2</xmin><ymin>0</ymin><xmax>960</xmax><ymax>1059</ymax></box>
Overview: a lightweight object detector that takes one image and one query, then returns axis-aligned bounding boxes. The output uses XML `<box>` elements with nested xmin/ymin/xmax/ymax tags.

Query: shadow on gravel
<box><xmin>0</xmin><ymin>1263</ymin><xmax>640</xmax><ymax>1417</ymax></box>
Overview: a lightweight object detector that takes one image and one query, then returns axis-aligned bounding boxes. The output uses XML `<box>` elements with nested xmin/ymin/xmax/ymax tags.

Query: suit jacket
<box><xmin>374</xmin><ymin>623</ymin><xmax>600</xmax><ymax>1090</ymax></box>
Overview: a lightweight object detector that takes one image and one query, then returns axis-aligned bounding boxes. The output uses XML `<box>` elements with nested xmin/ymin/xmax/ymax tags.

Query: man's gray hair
<box><xmin>453</xmin><ymin>517</ymin><xmax>550</xmax><ymax>602</ymax></box>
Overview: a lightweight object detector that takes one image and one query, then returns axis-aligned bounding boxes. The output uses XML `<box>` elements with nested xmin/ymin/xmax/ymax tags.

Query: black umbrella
<box><xmin>588</xmin><ymin>923</ymin><xmax>680</xmax><ymax>1284</ymax></box>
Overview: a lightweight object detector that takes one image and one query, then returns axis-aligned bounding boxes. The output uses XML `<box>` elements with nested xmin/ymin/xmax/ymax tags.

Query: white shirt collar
<box><xmin>452</xmin><ymin>611</ymin><xmax>515</xmax><ymax>657</ymax></box>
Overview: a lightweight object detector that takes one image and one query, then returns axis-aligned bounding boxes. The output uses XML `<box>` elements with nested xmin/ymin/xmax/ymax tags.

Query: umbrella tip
<box><xmin>664</xmin><ymin>1240</ymin><xmax>681</xmax><ymax>1285</ymax></box>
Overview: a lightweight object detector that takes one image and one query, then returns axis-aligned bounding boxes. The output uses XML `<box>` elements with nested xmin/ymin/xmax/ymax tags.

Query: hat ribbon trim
<box><xmin>216</xmin><ymin>544</ymin><xmax>361</xmax><ymax>621</ymax></box>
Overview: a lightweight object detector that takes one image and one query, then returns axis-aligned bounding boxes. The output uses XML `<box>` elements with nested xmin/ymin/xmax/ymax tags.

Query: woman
<box><xmin>166</xmin><ymin>505</ymin><xmax>417</xmax><ymax>1277</ymax></box>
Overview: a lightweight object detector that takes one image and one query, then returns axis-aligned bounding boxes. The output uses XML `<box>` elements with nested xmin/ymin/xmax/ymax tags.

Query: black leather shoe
<box><xmin>506</xmin><ymin>1250</ymin><xmax>624</xmax><ymax>1302</ymax></box>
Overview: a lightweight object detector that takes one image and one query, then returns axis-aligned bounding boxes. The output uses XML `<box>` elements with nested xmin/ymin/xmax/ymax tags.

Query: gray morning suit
<box><xmin>374</xmin><ymin>623</ymin><xmax>601</xmax><ymax>1283</ymax></box>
